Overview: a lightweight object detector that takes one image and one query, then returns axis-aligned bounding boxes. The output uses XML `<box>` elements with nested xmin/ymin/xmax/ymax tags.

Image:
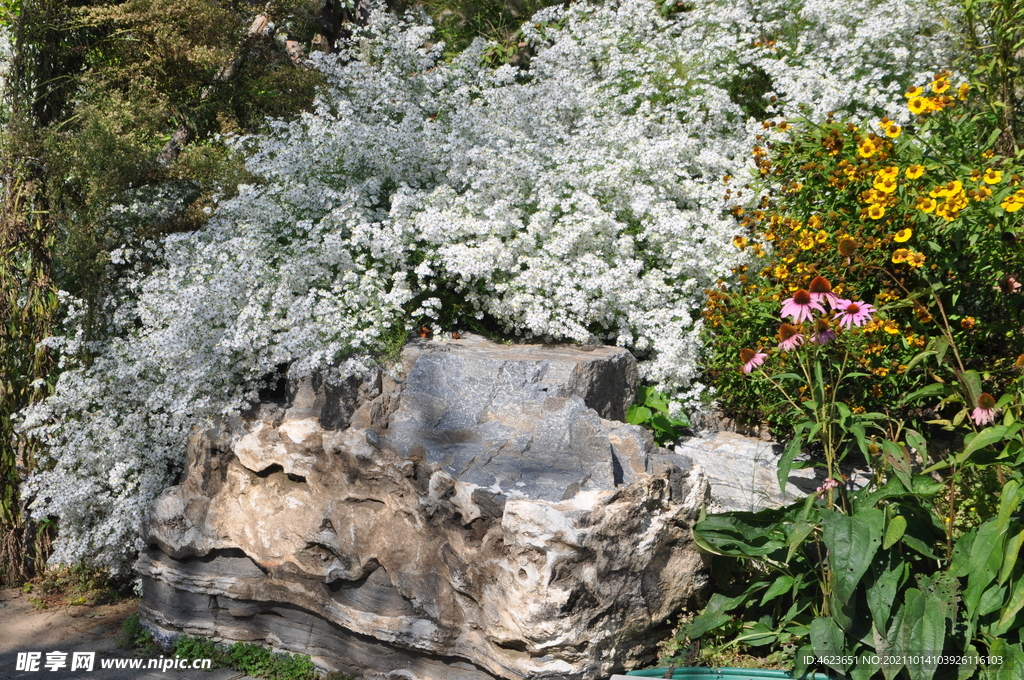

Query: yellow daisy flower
<box><xmin>733</xmin><ymin>235</ymin><xmax>748</xmax><ymax>248</ymax></box>
<box><xmin>905</xmin><ymin>165</ymin><xmax>925</xmax><ymax>179</ymax></box>
<box><xmin>907</xmin><ymin>251</ymin><xmax>926</xmax><ymax>267</ymax></box>
<box><xmin>974</xmin><ymin>186</ymin><xmax>992</xmax><ymax>200</ymax></box>
<box><xmin>931</xmin><ymin>78</ymin><xmax>951</xmax><ymax>94</ymax></box>
<box><xmin>858</xmin><ymin>140</ymin><xmax>877</xmax><ymax>158</ymax></box>
<box><xmin>894</xmin><ymin>228</ymin><xmax>912</xmax><ymax>242</ymax></box>
<box><xmin>905</xmin><ymin>86</ymin><xmax>924</xmax><ymax>98</ymax></box>
<box><xmin>1002</xmin><ymin>195</ymin><xmax>1024</xmax><ymax>212</ymax></box>
<box><xmin>908</xmin><ymin>97</ymin><xmax>928</xmax><ymax>115</ymax></box>
<box><xmin>983</xmin><ymin>168</ymin><xmax>1003</xmax><ymax>184</ymax></box>
<box><xmin>892</xmin><ymin>248</ymin><xmax>910</xmax><ymax>263</ymax></box>
<box><xmin>867</xmin><ymin>204</ymin><xmax>886</xmax><ymax>219</ymax></box>
<box><xmin>876</xmin><ymin>166</ymin><xmax>900</xmax><ymax>181</ymax></box>
<box><xmin>815</xmin><ymin>229</ymin><xmax>829</xmax><ymax>243</ymax></box>
<box><xmin>916</xmin><ymin>196</ymin><xmax>937</xmax><ymax>213</ymax></box>
<box><xmin>873</xmin><ymin>178</ymin><xmax>898</xmax><ymax>194</ymax></box>
<box><xmin>885</xmin><ymin>124</ymin><xmax>901</xmax><ymax>138</ymax></box>
<box><xmin>957</xmin><ymin>83</ymin><xmax>970</xmax><ymax>100</ymax></box>
<box><xmin>798</xmin><ymin>231</ymin><xmax>815</xmax><ymax>250</ymax></box>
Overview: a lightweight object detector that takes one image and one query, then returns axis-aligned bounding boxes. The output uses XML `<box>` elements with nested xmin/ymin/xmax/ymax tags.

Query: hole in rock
<box><xmin>255</xmin><ymin>464</ymin><xmax>284</xmax><ymax>478</ymax></box>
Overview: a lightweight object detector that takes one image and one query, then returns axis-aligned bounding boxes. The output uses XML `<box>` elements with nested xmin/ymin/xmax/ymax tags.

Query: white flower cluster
<box><xmin>21</xmin><ymin>0</ymin><xmax>958</xmax><ymax>572</ymax></box>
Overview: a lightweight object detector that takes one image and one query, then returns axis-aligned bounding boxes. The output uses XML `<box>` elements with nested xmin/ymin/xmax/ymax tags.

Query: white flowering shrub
<box><xmin>21</xmin><ymin>0</ymin><xmax>959</xmax><ymax>572</ymax></box>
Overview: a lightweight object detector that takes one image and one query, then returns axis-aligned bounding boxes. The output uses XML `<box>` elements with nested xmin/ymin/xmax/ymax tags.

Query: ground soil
<box><xmin>0</xmin><ymin>587</ymin><xmax>138</xmax><ymax>654</ymax></box>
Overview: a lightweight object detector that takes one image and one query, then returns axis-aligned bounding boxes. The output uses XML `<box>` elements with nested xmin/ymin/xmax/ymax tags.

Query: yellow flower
<box><xmin>907</xmin><ymin>251</ymin><xmax>926</xmax><ymax>268</ymax></box>
<box><xmin>798</xmin><ymin>231</ymin><xmax>815</xmax><ymax>250</ymax></box>
<box><xmin>815</xmin><ymin>229</ymin><xmax>829</xmax><ymax>243</ymax></box>
<box><xmin>858</xmin><ymin>140</ymin><xmax>877</xmax><ymax>158</ymax></box>
<box><xmin>1002</xmin><ymin>195</ymin><xmax>1024</xmax><ymax>212</ymax></box>
<box><xmin>873</xmin><ymin>178</ymin><xmax>898</xmax><ymax>194</ymax></box>
<box><xmin>905</xmin><ymin>86</ymin><xmax>924</xmax><ymax>98</ymax></box>
<box><xmin>892</xmin><ymin>248</ymin><xmax>910</xmax><ymax>263</ymax></box>
<box><xmin>867</xmin><ymin>204</ymin><xmax>886</xmax><ymax>220</ymax></box>
<box><xmin>877</xmin><ymin>166</ymin><xmax>900</xmax><ymax>181</ymax></box>
<box><xmin>905</xmin><ymin>165</ymin><xmax>925</xmax><ymax>179</ymax></box>
<box><xmin>808</xmin><ymin>215</ymin><xmax>822</xmax><ymax>229</ymax></box>
<box><xmin>733</xmin><ymin>235</ymin><xmax>748</xmax><ymax>248</ymax></box>
<box><xmin>916</xmin><ymin>196</ymin><xmax>937</xmax><ymax>213</ymax></box>
<box><xmin>894</xmin><ymin>228</ymin><xmax>912</xmax><ymax>242</ymax></box>
<box><xmin>983</xmin><ymin>168</ymin><xmax>1003</xmax><ymax>184</ymax></box>
<box><xmin>885</xmin><ymin>123</ymin><xmax>901</xmax><ymax>138</ymax></box>
<box><xmin>974</xmin><ymin>185</ymin><xmax>992</xmax><ymax>200</ymax></box>
<box><xmin>908</xmin><ymin>97</ymin><xmax>928</xmax><ymax>115</ymax></box>
<box><xmin>883</xmin><ymin>320</ymin><xmax>901</xmax><ymax>334</ymax></box>
<box><xmin>931</xmin><ymin>78</ymin><xmax>951</xmax><ymax>94</ymax></box>
<box><xmin>774</xmin><ymin>264</ymin><xmax>790</xmax><ymax>279</ymax></box>
<box><xmin>957</xmin><ymin>83</ymin><xmax>970</xmax><ymax>100</ymax></box>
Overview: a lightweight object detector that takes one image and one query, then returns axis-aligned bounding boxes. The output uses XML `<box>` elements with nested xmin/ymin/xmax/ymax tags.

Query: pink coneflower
<box><xmin>777</xmin><ymin>323</ymin><xmax>804</xmax><ymax>351</ymax></box>
<box><xmin>740</xmin><ymin>348</ymin><xmax>768</xmax><ymax>374</ymax></box>
<box><xmin>816</xmin><ymin>477</ymin><xmax>841</xmax><ymax>498</ymax></box>
<box><xmin>780</xmin><ymin>289</ymin><xmax>825</xmax><ymax>324</ymax></box>
<box><xmin>833</xmin><ymin>299</ymin><xmax>877</xmax><ymax>328</ymax></box>
<box><xmin>971</xmin><ymin>392</ymin><xmax>999</xmax><ymax>426</ymax></box>
<box><xmin>808</xmin><ymin>276</ymin><xmax>840</xmax><ymax>309</ymax></box>
<box><xmin>811</xmin><ymin>318</ymin><xmax>837</xmax><ymax>345</ymax></box>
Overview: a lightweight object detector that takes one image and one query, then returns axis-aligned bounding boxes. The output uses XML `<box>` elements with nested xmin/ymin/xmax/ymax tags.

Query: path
<box><xmin>0</xmin><ymin>588</ymin><xmax>258</xmax><ymax>680</ymax></box>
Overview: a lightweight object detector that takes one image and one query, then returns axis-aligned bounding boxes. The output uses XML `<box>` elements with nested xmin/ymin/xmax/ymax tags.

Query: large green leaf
<box><xmin>883</xmin><ymin>515</ymin><xmax>907</xmax><ymax>549</ymax></box>
<box><xmin>810</xmin><ymin>616</ymin><xmax>849</xmax><ymax>674</ymax></box>
<box><xmin>866</xmin><ymin>552</ymin><xmax>904</xmax><ymax>635</ymax></box>
<box><xmin>998</xmin><ymin>527</ymin><xmax>1024</xmax><ymax>586</ymax></box>
<box><xmin>992</xmin><ymin>575</ymin><xmax>1024</xmax><ymax>636</ymax></box>
<box><xmin>964</xmin><ymin>519</ymin><xmax>1008</xmax><ymax>633</ymax></box>
<box><xmin>897</xmin><ymin>588</ymin><xmax>945</xmax><ymax>680</ymax></box>
<box><xmin>822</xmin><ymin>507</ymin><xmax>885</xmax><ymax>604</ymax></box>
<box><xmin>955</xmin><ymin>426</ymin><xmax>1010</xmax><ymax>465</ymax></box>
<box><xmin>882</xmin><ymin>440</ymin><xmax>913</xmax><ymax>490</ymax></box>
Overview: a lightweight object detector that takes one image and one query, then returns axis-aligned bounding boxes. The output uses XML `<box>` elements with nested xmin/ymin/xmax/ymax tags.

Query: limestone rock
<box><xmin>137</xmin><ymin>335</ymin><xmax>709</xmax><ymax>680</ymax></box>
<box><xmin>676</xmin><ymin>431</ymin><xmax>872</xmax><ymax>512</ymax></box>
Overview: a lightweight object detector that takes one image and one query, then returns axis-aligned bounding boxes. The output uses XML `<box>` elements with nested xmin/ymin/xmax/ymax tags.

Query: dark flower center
<box><xmin>978</xmin><ymin>393</ymin><xmax>997</xmax><ymax>410</ymax></box>
<box><xmin>793</xmin><ymin>289</ymin><xmax>811</xmax><ymax>305</ymax></box>
<box><xmin>838</xmin><ymin>238</ymin><xmax>858</xmax><ymax>257</ymax></box>
<box><xmin>740</xmin><ymin>348</ymin><xmax>756</xmax><ymax>363</ymax></box>
<box><xmin>809</xmin><ymin>276</ymin><xmax>832</xmax><ymax>294</ymax></box>
<box><xmin>846</xmin><ymin>302</ymin><xmax>861</xmax><ymax>314</ymax></box>
<box><xmin>778</xmin><ymin>323</ymin><xmax>799</xmax><ymax>340</ymax></box>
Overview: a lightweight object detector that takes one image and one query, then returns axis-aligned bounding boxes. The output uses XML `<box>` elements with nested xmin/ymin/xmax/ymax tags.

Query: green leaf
<box><xmin>684</xmin><ymin>592</ymin><xmax>746</xmax><ymax>639</ymax></box>
<box><xmin>866</xmin><ymin>552</ymin><xmax>904</xmax><ymax>635</ymax></box>
<box><xmin>778</xmin><ymin>431</ymin><xmax>805</xmax><ymax>496</ymax></box>
<box><xmin>961</xmin><ymin>369</ymin><xmax>983</xmax><ymax>411</ymax></box>
<box><xmin>626</xmin><ymin>405</ymin><xmax>651</xmax><ymax>425</ymax></box>
<box><xmin>822</xmin><ymin>507</ymin><xmax>884</xmax><ymax>629</ymax></box>
<box><xmin>903</xmin><ymin>586</ymin><xmax>948</xmax><ymax>680</ymax></box>
<box><xmin>998</xmin><ymin>527</ymin><xmax>1024</xmax><ymax>586</ymax></box>
<box><xmin>905</xmin><ymin>429</ymin><xmax>927</xmax><ymax>455</ymax></box>
<box><xmin>956</xmin><ymin>426</ymin><xmax>1010</xmax><ymax>465</ymax></box>
<box><xmin>883</xmin><ymin>440</ymin><xmax>913</xmax><ymax>490</ymax></box>
<box><xmin>810</xmin><ymin>616</ymin><xmax>849</xmax><ymax>674</ymax></box>
<box><xmin>964</xmin><ymin>519</ymin><xmax>1008</xmax><ymax>633</ymax></box>
<box><xmin>904</xmin><ymin>349</ymin><xmax>937</xmax><ymax>375</ymax></box>
<box><xmin>786</xmin><ymin>520</ymin><xmax>815</xmax><ymax>564</ymax></box>
<box><xmin>884</xmin><ymin>515</ymin><xmax>907</xmax><ymax>549</ymax></box>
<box><xmin>992</xmin><ymin>576</ymin><xmax>1024</xmax><ymax>636</ymax></box>
<box><xmin>760</xmin><ymin>574</ymin><xmax>796</xmax><ymax>605</ymax></box>
<box><xmin>900</xmin><ymin>382</ymin><xmax>947</xmax><ymax>405</ymax></box>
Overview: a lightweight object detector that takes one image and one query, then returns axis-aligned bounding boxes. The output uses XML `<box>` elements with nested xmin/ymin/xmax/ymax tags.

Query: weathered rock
<box><xmin>137</xmin><ymin>335</ymin><xmax>710</xmax><ymax>679</ymax></box>
<box><xmin>676</xmin><ymin>431</ymin><xmax>872</xmax><ymax>512</ymax></box>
